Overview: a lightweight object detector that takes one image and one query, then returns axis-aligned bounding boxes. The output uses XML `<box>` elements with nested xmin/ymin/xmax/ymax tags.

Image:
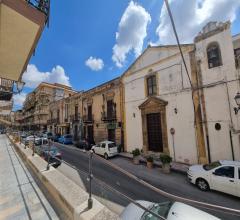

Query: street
<box><xmin>54</xmin><ymin>143</ymin><xmax>240</xmax><ymax>220</ymax></box>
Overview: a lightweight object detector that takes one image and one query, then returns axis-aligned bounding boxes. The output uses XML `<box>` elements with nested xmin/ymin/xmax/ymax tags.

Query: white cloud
<box><xmin>85</xmin><ymin>57</ymin><xmax>104</xmax><ymax>71</ymax></box>
<box><xmin>156</xmin><ymin>0</ymin><xmax>240</xmax><ymax>44</ymax></box>
<box><xmin>13</xmin><ymin>92</ymin><xmax>26</xmax><ymax>107</ymax></box>
<box><xmin>112</xmin><ymin>1</ymin><xmax>151</xmax><ymax>67</ymax></box>
<box><xmin>22</xmin><ymin>64</ymin><xmax>71</xmax><ymax>89</ymax></box>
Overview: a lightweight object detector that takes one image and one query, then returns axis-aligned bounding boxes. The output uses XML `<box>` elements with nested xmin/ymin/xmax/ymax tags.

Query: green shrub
<box><xmin>160</xmin><ymin>154</ymin><xmax>172</xmax><ymax>164</ymax></box>
<box><xmin>132</xmin><ymin>148</ymin><xmax>140</xmax><ymax>157</ymax></box>
<box><xmin>146</xmin><ymin>155</ymin><xmax>153</xmax><ymax>163</ymax></box>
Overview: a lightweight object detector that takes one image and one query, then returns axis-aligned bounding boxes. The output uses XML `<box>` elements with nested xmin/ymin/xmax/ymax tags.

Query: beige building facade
<box><xmin>20</xmin><ymin>82</ymin><xmax>75</xmax><ymax>131</ymax></box>
<box><xmin>48</xmin><ymin>78</ymin><xmax>124</xmax><ymax>147</ymax></box>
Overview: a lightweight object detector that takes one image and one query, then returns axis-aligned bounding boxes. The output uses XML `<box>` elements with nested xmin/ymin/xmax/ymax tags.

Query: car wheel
<box><xmin>196</xmin><ymin>178</ymin><xmax>209</xmax><ymax>191</ymax></box>
<box><xmin>104</xmin><ymin>153</ymin><xmax>108</xmax><ymax>160</ymax></box>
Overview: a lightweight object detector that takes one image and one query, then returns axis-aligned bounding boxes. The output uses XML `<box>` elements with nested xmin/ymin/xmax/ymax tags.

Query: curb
<box><xmin>7</xmin><ymin>135</ymin><xmax>120</xmax><ymax>220</ymax></box>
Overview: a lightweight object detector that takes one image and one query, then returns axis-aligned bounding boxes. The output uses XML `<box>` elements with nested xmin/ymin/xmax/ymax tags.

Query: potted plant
<box><xmin>160</xmin><ymin>154</ymin><xmax>172</xmax><ymax>173</ymax></box>
<box><xmin>132</xmin><ymin>148</ymin><xmax>140</xmax><ymax>165</ymax></box>
<box><xmin>146</xmin><ymin>155</ymin><xmax>154</xmax><ymax>169</ymax></box>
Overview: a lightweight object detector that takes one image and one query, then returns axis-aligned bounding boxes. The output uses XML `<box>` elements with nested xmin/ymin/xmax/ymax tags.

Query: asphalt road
<box><xmin>54</xmin><ymin>143</ymin><xmax>240</xmax><ymax>220</ymax></box>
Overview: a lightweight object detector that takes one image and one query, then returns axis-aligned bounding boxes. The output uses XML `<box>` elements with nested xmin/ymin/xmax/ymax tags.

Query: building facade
<box><xmin>122</xmin><ymin>21</ymin><xmax>240</xmax><ymax>164</ymax></box>
<box><xmin>81</xmin><ymin>78</ymin><xmax>123</xmax><ymax>146</ymax></box>
<box><xmin>48</xmin><ymin>78</ymin><xmax>124</xmax><ymax>147</ymax></box>
<box><xmin>21</xmin><ymin>82</ymin><xmax>76</xmax><ymax>131</ymax></box>
<box><xmin>0</xmin><ymin>0</ymin><xmax>50</xmax><ymax>126</ymax></box>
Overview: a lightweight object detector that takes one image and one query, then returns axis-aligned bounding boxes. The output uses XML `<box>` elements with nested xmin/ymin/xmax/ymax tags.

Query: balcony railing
<box><xmin>101</xmin><ymin>111</ymin><xmax>117</xmax><ymax>122</ymax></box>
<box><xmin>26</xmin><ymin>0</ymin><xmax>50</xmax><ymax>18</ymax></box>
<box><xmin>47</xmin><ymin>118</ymin><xmax>59</xmax><ymax>124</ymax></box>
<box><xmin>0</xmin><ymin>78</ymin><xmax>14</xmax><ymax>101</ymax></box>
<box><xmin>82</xmin><ymin>114</ymin><xmax>94</xmax><ymax>123</ymax></box>
<box><xmin>70</xmin><ymin>114</ymin><xmax>80</xmax><ymax>123</ymax></box>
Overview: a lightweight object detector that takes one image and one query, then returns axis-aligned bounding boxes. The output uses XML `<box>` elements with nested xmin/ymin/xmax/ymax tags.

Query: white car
<box><xmin>188</xmin><ymin>160</ymin><xmax>240</xmax><ymax>197</ymax></box>
<box><xmin>91</xmin><ymin>141</ymin><xmax>118</xmax><ymax>159</ymax></box>
<box><xmin>120</xmin><ymin>200</ymin><xmax>220</xmax><ymax>220</ymax></box>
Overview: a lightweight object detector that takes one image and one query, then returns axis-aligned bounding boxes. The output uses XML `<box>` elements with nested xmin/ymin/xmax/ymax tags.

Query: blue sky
<box><xmin>13</xmin><ymin>0</ymin><xmax>240</xmax><ymax>109</ymax></box>
<box><xmin>30</xmin><ymin>0</ymin><xmax>163</xmax><ymax>91</ymax></box>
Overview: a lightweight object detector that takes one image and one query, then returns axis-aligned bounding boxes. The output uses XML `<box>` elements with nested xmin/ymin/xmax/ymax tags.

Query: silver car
<box><xmin>120</xmin><ymin>201</ymin><xmax>220</xmax><ymax>220</ymax></box>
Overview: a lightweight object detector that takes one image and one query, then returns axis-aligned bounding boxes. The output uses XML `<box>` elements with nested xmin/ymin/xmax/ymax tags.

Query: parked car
<box><xmin>42</xmin><ymin>132</ymin><xmax>54</xmax><ymax>140</ymax></box>
<box><xmin>34</xmin><ymin>137</ymin><xmax>48</xmax><ymax>146</ymax></box>
<box><xmin>75</xmin><ymin>139</ymin><xmax>92</xmax><ymax>150</ymax></box>
<box><xmin>187</xmin><ymin>160</ymin><xmax>240</xmax><ymax>197</ymax></box>
<box><xmin>91</xmin><ymin>141</ymin><xmax>118</xmax><ymax>159</ymax></box>
<box><xmin>52</xmin><ymin>134</ymin><xmax>61</xmax><ymax>142</ymax></box>
<box><xmin>120</xmin><ymin>200</ymin><xmax>220</xmax><ymax>220</ymax></box>
<box><xmin>37</xmin><ymin>145</ymin><xmax>62</xmax><ymax>168</ymax></box>
<box><xmin>58</xmin><ymin>134</ymin><xmax>73</xmax><ymax>144</ymax></box>
<box><xmin>23</xmin><ymin>135</ymin><xmax>37</xmax><ymax>145</ymax></box>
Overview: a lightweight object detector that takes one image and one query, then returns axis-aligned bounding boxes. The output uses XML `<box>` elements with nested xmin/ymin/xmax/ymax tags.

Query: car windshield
<box><xmin>108</xmin><ymin>143</ymin><xmax>116</xmax><ymax>148</ymax></box>
<box><xmin>141</xmin><ymin>201</ymin><xmax>173</xmax><ymax>220</ymax></box>
<box><xmin>65</xmin><ymin>135</ymin><xmax>72</xmax><ymax>138</ymax></box>
<box><xmin>203</xmin><ymin>161</ymin><xmax>221</xmax><ymax>171</ymax></box>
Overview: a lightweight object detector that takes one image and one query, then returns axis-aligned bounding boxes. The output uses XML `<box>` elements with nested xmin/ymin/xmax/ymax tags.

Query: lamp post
<box><xmin>87</xmin><ymin>150</ymin><xmax>93</xmax><ymax>209</ymax></box>
<box><xmin>13</xmin><ymin>81</ymin><xmax>25</xmax><ymax>94</ymax></box>
<box><xmin>234</xmin><ymin>92</ymin><xmax>240</xmax><ymax>114</ymax></box>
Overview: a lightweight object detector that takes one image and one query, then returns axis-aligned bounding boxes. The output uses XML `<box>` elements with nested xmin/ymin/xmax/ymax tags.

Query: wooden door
<box><xmin>146</xmin><ymin>113</ymin><xmax>163</xmax><ymax>152</ymax></box>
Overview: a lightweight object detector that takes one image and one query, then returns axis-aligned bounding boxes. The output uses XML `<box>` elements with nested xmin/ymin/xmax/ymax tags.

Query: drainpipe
<box><xmin>225</xmin><ymin>82</ymin><xmax>235</xmax><ymax>161</ymax></box>
<box><xmin>196</xmin><ymin>60</ymin><xmax>211</xmax><ymax>163</ymax></box>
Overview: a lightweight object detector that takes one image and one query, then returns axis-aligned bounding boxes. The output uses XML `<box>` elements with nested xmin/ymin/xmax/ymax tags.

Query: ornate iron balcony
<box><xmin>26</xmin><ymin>0</ymin><xmax>50</xmax><ymax>23</ymax></box>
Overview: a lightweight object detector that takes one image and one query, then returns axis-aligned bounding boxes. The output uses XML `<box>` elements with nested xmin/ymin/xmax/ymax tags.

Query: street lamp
<box><xmin>13</xmin><ymin>81</ymin><xmax>25</xmax><ymax>94</ymax></box>
<box><xmin>234</xmin><ymin>92</ymin><xmax>240</xmax><ymax>114</ymax></box>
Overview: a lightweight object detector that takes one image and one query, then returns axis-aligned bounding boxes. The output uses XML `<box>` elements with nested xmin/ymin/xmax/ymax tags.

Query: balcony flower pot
<box><xmin>146</xmin><ymin>156</ymin><xmax>153</xmax><ymax>169</ymax></box>
<box><xmin>132</xmin><ymin>148</ymin><xmax>140</xmax><ymax>165</ymax></box>
<box><xmin>160</xmin><ymin>154</ymin><xmax>172</xmax><ymax>174</ymax></box>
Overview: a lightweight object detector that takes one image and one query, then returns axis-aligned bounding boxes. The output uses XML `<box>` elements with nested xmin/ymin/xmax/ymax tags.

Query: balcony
<box><xmin>26</xmin><ymin>0</ymin><xmax>50</xmax><ymax>17</ymax></box>
<box><xmin>70</xmin><ymin>114</ymin><xmax>80</xmax><ymax>123</ymax></box>
<box><xmin>35</xmin><ymin>109</ymin><xmax>48</xmax><ymax>115</ymax></box>
<box><xmin>47</xmin><ymin>118</ymin><xmax>59</xmax><ymax>124</ymax></box>
<box><xmin>101</xmin><ymin>111</ymin><xmax>117</xmax><ymax>122</ymax></box>
<box><xmin>82</xmin><ymin>114</ymin><xmax>94</xmax><ymax>123</ymax></box>
<box><xmin>0</xmin><ymin>0</ymin><xmax>50</xmax><ymax>82</ymax></box>
<box><xmin>0</xmin><ymin>78</ymin><xmax>14</xmax><ymax>101</ymax></box>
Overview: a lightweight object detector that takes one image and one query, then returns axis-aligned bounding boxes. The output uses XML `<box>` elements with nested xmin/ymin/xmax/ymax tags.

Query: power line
<box><xmin>163</xmin><ymin>0</ymin><xmax>193</xmax><ymax>88</ymax></box>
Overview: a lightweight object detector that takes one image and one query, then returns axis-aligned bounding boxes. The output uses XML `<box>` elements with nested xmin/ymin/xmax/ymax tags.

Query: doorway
<box><xmin>146</xmin><ymin>113</ymin><xmax>163</xmax><ymax>152</ymax></box>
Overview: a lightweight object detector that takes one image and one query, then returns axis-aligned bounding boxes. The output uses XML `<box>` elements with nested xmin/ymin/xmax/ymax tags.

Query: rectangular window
<box><xmin>147</xmin><ymin>75</ymin><xmax>157</xmax><ymax>96</ymax></box>
<box><xmin>234</xmin><ymin>48</ymin><xmax>240</xmax><ymax>68</ymax></box>
<box><xmin>107</xmin><ymin>100</ymin><xmax>115</xmax><ymax>119</ymax></box>
<box><xmin>88</xmin><ymin>105</ymin><xmax>92</xmax><ymax>121</ymax></box>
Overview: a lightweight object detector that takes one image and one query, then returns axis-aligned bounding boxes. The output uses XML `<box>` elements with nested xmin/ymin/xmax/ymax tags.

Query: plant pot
<box><xmin>147</xmin><ymin>161</ymin><xmax>153</xmax><ymax>169</ymax></box>
<box><xmin>133</xmin><ymin>156</ymin><xmax>140</xmax><ymax>165</ymax></box>
<box><xmin>162</xmin><ymin>163</ymin><xmax>171</xmax><ymax>173</ymax></box>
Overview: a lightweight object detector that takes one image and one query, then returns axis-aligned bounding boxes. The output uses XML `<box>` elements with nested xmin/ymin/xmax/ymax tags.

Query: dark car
<box><xmin>58</xmin><ymin>134</ymin><xmax>73</xmax><ymax>144</ymax></box>
<box><xmin>52</xmin><ymin>134</ymin><xmax>61</xmax><ymax>142</ymax></box>
<box><xmin>38</xmin><ymin>145</ymin><xmax>62</xmax><ymax>168</ymax></box>
<box><xmin>74</xmin><ymin>139</ymin><xmax>92</xmax><ymax>150</ymax></box>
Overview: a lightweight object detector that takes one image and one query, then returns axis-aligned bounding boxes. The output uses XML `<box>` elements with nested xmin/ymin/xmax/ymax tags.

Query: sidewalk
<box><xmin>119</xmin><ymin>152</ymin><xmax>189</xmax><ymax>174</ymax></box>
<box><xmin>0</xmin><ymin>135</ymin><xmax>59</xmax><ymax>220</ymax></box>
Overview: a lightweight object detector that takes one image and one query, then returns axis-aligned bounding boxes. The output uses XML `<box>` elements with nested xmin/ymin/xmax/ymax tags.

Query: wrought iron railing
<box><xmin>82</xmin><ymin>114</ymin><xmax>94</xmax><ymax>123</ymax></box>
<box><xmin>101</xmin><ymin>111</ymin><xmax>117</xmax><ymax>121</ymax></box>
<box><xmin>26</xmin><ymin>0</ymin><xmax>50</xmax><ymax>24</ymax></box>
<box><xmin>0</xmin><ymin>78</ymin><xmax>14</xmax><ymax>101</ymax></box>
